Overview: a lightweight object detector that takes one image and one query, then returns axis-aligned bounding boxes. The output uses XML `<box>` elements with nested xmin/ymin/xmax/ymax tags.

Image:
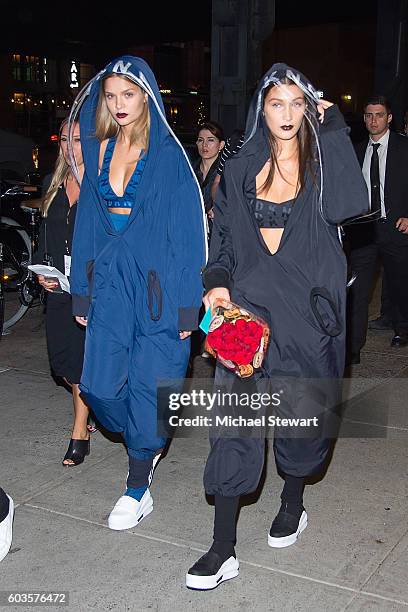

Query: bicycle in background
<box><xmin>0</xmin><ymin>177</ymin><xmax>43</xmax><ymax>336</ymax></box>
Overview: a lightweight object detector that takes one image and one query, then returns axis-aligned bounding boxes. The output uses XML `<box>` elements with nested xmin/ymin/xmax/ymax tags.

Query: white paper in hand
<box><xmin>28</xmin><ymin>264</ymin><xmax>70</xmax><ymax>293</ymax></box>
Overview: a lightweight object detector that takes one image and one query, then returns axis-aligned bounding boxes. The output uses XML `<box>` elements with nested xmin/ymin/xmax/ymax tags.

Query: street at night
<box><xmin>1</xmin><ymin>1</ymin><xmax>408</xmax><ymax>610</ymax></box>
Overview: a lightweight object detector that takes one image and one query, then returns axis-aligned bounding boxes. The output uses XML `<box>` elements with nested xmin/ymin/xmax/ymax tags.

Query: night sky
<box><xmin>1</xmin><ymin>0</ymin><xmax>374</xmax><ymax>55</ymax></box>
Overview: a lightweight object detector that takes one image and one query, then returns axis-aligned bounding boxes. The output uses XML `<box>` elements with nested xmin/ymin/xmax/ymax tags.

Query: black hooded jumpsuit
<box><xmin>202</xmin><ymin>64</ymin><xmax>369</xmax><ymax>497</ymax></box>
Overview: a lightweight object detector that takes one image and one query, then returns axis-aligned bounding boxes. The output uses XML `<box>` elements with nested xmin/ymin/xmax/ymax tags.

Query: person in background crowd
<box><xmin>193</xmin><ymin>121</ymin><xmax>226</xmax><ymax>360</ymax></box>
<box><xmin>34</xmin><ymin>119</ymin><xmax>90</xmax><ymax>466</ymax></box>
<box><xmin>211</xmin><ymin>128</ymin><xmax>245</xmax><ymax>202</ymax></box>
<box><xmin>347</xmin><ymin>96</ymin><xmax>408</xmax><ymax>364</ymax></box>
<box><xmin>368</xmin><ymin>107</ymin><xmax>408</xmax><ymax>333</ymax></box>
<box><xmin>194</xmin><ymin>121</ymin><xmax>225</xmax><ymax>225</ymax></box>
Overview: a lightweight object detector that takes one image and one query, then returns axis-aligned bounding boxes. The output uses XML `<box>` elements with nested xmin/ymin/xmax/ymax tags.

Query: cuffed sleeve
<box><xmin>203</xmin><ymin>267</ymin><xmax>231</xmax><ymax>292</ymax></box>
<box><xmin>319</xmin><ymin>104</ymin><xmax>348</xmax><ymax>133</ymax></box>
<box><xmin>178</xmin><ymin>306</ymin><xmax>200</xmax><ymax>331</ymax></box>
<box><xmin>319</xmin><ymin>107</ymin><xmax>370</xmax><ymax>224</ymax></box>
<box><xmin>72</xmin><ymin>294</ymin><xmax>90</xmax><ymax>317</ymax></box>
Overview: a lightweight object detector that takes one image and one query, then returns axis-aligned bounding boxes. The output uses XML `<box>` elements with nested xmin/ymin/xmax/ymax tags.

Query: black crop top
<box><xmin>253</xmin><ymin>198</ymin><xmax>294</xmax><ymax>228</ymax></box>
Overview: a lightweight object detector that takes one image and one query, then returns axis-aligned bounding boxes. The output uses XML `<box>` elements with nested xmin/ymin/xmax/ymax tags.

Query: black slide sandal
<box><xmin>62</xmin><ymin>439</ymin><xmax>90</xmax><ymax>466</ymax></box>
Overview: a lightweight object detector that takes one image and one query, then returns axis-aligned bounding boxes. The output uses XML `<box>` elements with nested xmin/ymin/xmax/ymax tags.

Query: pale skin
<box><xmin>38</xmin><ymin>122</ymin><xmax>89</xmax><ymax>463</ymax></box>
<box><xmin>203</xmin><ymin>84</ymin><xmax>333</xmax><ymax>310</ymax></box>
<box><xmin>196</xmin><ymin>128</ymin><xmax>225</xmax><ymax>220</ymax></box>
<box><xmin>75</xmin><ymin>76</ymin><xmax>191</xmax><ymax>338</ymax></box>
<box><xmin>364</xmin><ymin>104</ymin><xmax>408</xmax><ymax>233</ymax></box>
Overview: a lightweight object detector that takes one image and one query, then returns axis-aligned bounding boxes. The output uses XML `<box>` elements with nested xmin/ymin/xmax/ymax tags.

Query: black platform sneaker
<box><xmin>186</xmin><ymin>549</ymin><xmax>239</xmax><ymax>590</ymax></box>
<box><xmin>268</xmin><ymin>503</ymin><xmax>308</xmax><ymax>548</ymax></box>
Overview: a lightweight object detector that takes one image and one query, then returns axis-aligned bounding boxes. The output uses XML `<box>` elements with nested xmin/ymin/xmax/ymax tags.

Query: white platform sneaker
<box><xmin>108</xmin><ymin>489</ymin><xmax>153</xmax><ymax>531</ymax></box>
<box><xmin>186</xmin><ymin>550</ymin><xmax>239</xmax><ymax>590</ymax></box>
<box><xmin>0</xmin><ymin>494</ymin><xmax>14</xmax><ymax>562</ymax></box>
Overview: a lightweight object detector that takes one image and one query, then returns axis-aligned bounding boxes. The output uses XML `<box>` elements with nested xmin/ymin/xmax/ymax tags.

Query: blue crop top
<box><xmin>98</xmin><ymin>138</ymin><xmax>146</xmax><ymax>208</ymax></box>
<box><xmin>253</xmin><ymin>198</ymin><xmax>294</xmax><ymax>228</ymax></box>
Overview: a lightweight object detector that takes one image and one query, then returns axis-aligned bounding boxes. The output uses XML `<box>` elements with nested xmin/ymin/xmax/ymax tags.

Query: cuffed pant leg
<box><xmin>204</xmin><ymin>437</ymin><xmax>265</xmax><ymax>497</ymax></box>
<box><xmin>274</xmin><ymin>436</ymin><xmax>332</xmax><ymax>478</ymax></box>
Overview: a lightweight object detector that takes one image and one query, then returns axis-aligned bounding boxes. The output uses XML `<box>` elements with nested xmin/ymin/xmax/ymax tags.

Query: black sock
<box><xmin>0</xmin><ymin>488</ymin><xmax>9</xmax><ymax>523</ymax></box>
<box><xmin>210</xmin><ymin>494</ymin><xmax>239</xmax><ymax>560</ymax></box>
<box><xmin>280</xmin><ymin>475</ymin><xmax>305</xmax><ymax>518</ymax></box>
<box><xmin>127</xmin><ymin>456</ymin><xmax>153</xmax><ymax>489</ymax></box>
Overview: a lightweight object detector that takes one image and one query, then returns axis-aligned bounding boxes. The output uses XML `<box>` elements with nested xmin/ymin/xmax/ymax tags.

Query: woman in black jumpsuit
<box><xmin>186</xmin><ymin>63</ymin><xmax>369</xmax><ymax>590</ymax></box>
<box><xmin>35</xmin><ymin>119</ymin><xmax>90</xmax><ymax>466</ymax></box>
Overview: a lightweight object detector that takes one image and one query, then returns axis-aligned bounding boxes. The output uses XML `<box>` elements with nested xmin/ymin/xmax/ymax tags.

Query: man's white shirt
<box><xmin>362</xmin><ymin>129</ymin><xmax>390</xmax><ymax>218</ymax></box>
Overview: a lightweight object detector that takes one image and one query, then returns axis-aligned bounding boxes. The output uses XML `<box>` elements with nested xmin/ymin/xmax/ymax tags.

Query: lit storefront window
<box><xmin>13</xmin><ymin>93</ymin><xmax>25</xmax><ymax>106</ymax></box>
<box><xmin>25</xmin><ymin>56</ymin><xmax>41</xmax><ymax>82</ymax></box>
<box><xmin>12</xmin><ymin>54</ymin><xmax>22</xmax><ymax>80</ymax></box>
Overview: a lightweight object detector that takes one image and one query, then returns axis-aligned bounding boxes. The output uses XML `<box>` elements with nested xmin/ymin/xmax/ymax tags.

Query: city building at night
<box><xmin>0</xmin><ymin>40</ymin><xmax>210</xmax><ymax>174</ymax></box>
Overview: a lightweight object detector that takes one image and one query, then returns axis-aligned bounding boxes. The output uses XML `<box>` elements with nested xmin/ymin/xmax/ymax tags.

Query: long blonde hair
<box><xmin>95</xmin><ymin>74</ymin><xmax>150</xmax><ymax>149</ymax></box>
<box><xmin>41</xmin><ymin>119</ymin><xmax>75</xmax><ymax>217</ymax></box>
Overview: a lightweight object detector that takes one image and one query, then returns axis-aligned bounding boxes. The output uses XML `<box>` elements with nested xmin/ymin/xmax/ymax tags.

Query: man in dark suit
<box><xmin>347</xmin><ymin>95</ymin><xmax>408</xmax><ymax>364</ymax></box>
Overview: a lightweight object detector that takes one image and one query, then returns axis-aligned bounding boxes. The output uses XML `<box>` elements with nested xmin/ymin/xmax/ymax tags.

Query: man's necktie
<box><xmin>370</xmin><ymin>142</ymin><xmax>381</xmax><ymax>213</ymax></box>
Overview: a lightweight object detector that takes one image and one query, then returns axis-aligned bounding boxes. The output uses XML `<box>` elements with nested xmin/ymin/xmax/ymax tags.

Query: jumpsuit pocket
<box><xmin>310</xmin><ymin>287</ymin><xmax>342</xmax><ymax>337</ymax></box>
<box><xmin>147</xmin><ymin>269</ymin><xmax>163</xmax><ymax>321</ymax></box>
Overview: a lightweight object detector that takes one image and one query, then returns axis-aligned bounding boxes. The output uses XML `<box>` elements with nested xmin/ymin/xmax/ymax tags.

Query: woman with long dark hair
<box><xmin>194</xmin><ymin>120</ymin><xmax>225</xmax><ymax>220</ymax></box>
<box><xmin>186</xmin><ymin>63</ymin><xmax>369</xmax><ymax>590</ymax></box>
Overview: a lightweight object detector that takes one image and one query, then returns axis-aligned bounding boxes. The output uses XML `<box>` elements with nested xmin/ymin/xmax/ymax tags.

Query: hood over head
<box><xmin>238</xmin><ymin>62</ymin><xmax>327</xmax><ymax>225</ymax></box>
<box><xmin>67</xmin><ymin>55</ymin><xmax>185</xmax><ymax>181</ymax></box>
<box><xmin>66</xmin><ymin>55</ymin><xmax>208</xmax><ymax>254</ymax></box>
<box><xmin>244</xmin><ymin>62</ymin><xmax>321</xmax><ymax>146</ymax></box>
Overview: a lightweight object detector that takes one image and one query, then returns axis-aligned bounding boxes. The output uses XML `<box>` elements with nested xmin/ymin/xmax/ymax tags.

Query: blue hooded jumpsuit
<box><xmin>69</xmin><ymin>56</ymin><xmax>207</xmax><ymax>465</ymax></box>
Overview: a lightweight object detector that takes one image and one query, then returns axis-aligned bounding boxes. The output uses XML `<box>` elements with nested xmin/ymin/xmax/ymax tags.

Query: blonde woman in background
<box><xmin>34</xmin><ymin>118</ymin><xmax>90</xmax><ymax>466</ymax></box>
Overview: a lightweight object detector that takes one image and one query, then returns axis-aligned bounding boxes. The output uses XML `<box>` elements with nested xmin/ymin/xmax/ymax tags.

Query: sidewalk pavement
<box><xmin>0</xmin><ymin>296</ymin><xmax>407</xmax><ymax>612</ymax></box>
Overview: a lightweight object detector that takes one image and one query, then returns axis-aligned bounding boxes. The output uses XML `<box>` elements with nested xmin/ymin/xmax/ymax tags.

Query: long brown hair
<box><xmin>95</xmin><ymin>74</ymin><xmax>150</xmax><ymax>149</ymax></box>
<box><xmin>258</xmin><ymin>78</ymin><xmax>315</xmax><ymax>197</ymax></box>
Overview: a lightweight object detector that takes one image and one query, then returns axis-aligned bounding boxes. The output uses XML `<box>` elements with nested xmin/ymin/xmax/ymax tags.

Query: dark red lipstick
<box><xmin>116</xmin><ymin>113</ymin><xmax>128</xmax><ymax>119</ymax></box>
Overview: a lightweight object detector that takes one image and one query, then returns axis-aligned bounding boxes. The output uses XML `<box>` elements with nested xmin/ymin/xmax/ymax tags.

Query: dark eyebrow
<box><xmin>268</xmin><ymin>96</ymin><xmax>304</xmax><ymax>102</ymax></box>
<box><xmin>104</xmin><ymin>88</ymin><xmax>135</xmax><ymax>94</ymax></box>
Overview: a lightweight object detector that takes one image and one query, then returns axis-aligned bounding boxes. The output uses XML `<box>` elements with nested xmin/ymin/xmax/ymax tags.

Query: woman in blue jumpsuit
<box><xmin>69</xmin><ymin>56</ymin><xmax>207</xmax><ymax>530</ymax></box>
<box><xmin>186</xmin><ymin>63</ymin><xmax>369</xmax><ymax>590</ymax></box>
